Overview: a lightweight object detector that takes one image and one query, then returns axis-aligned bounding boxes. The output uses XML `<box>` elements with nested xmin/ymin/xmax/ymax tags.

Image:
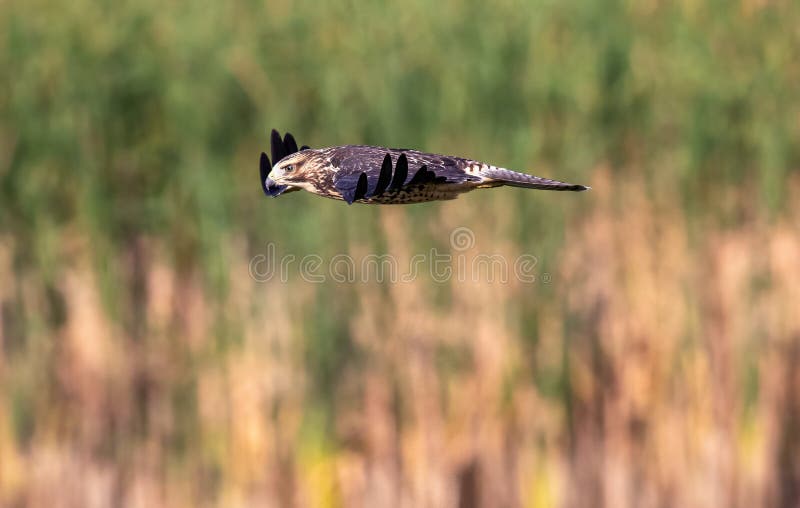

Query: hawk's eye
<box><xmin>284</xmin><ymin>164</ymin><xmax>294</xmax><ymax>173</ymax></box>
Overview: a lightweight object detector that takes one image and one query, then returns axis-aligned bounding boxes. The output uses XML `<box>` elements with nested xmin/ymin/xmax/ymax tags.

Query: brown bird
<box><xmin>260</xmin><ymin>130</ymin><xmax>589</xmax><ymax>205</ymax></box>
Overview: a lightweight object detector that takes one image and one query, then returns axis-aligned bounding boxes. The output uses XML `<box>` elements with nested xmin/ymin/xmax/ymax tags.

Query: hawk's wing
<box><xmin>331</xmin><ymin>146</ymin><xmax>481</xmax><ymax>204</ymax></box>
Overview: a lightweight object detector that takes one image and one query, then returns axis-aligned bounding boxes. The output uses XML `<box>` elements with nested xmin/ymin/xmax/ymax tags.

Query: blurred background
<box><xmin>2</xmin><ymin>0</ymin><xmax>800</xmax><ymax>506</ymax></box>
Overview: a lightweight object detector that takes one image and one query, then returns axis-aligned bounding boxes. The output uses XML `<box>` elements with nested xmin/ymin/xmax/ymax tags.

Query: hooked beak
<box><xmin>261</xmin><ymin>152</ymin><xmax>289</xmax><ymax>198</ymax></box>
<box><xmin>264</xmin><ymin>177</ymin><xmax>289</xmax><ymax>197</ymax></box>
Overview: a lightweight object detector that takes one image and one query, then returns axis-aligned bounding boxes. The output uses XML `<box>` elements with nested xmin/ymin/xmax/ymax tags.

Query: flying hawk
<box><xmin>260</xmin><ymin>130</ymin><xmax>589</xmax><ymax>205</ymax></box>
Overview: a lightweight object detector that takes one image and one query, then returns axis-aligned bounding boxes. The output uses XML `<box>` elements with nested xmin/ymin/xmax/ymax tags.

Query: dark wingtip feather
<box><xmin>407</xmin><ymin>164</ymin><xmax>433</xmax><ymax>186</ymax></box>
<box><xmin>259</xmin><ymin>152</ymin><xmax>272</xmax><ymax>196</ymax></box>
<box><xmin>353</xmin><ymin>173</ymin><xmax>368</xmax><ymax>202</ymax></box>
<box><xmin>270</xmin><ymin>129</ymin><xmax>286</xmax><ymax>164</ymax></box>
<box><xmin>389</xmin><ymin>153</ymin><xmax>408</xmax><ymax>190</ymax></box>
<box><xmin>283</xmin><ymin>132</ymin><xmax>299</xmax><ymax>155</ymax></box>
<box><xmin>372</xmin><ymin>154</ymin><xmax>393</xmax><ymax>197</ymax></box>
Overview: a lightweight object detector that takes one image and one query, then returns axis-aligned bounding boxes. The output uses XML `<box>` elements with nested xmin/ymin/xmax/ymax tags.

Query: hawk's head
<box><xmin>260</xmin><ymin>129</ymin><xmax>313</xmax><ymax>197</ymax></box>
<box><xmin>264</xmin><ymin>152</ymin><xmax>317</xmax><ymax>196</ymax></box>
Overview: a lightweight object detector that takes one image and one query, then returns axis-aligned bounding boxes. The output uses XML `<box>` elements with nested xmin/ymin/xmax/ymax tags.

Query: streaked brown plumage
<box><xmin>260</xmin><ymin>130</ymin><xmax>589</xmax><ymax>205</ymax></box>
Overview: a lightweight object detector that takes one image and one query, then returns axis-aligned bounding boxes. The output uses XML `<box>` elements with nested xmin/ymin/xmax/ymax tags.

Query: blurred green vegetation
<box><xmin>2</xmin><ymin>0</ymin><xmax>800</xmax><ymax>506</ymax></box>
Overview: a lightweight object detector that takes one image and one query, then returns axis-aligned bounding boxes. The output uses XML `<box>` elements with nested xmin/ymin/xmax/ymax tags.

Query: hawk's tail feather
<box><xmin>483</xmin><ymin>166</ymin><xmax>590</xmax><ymax>192</ymax></box>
